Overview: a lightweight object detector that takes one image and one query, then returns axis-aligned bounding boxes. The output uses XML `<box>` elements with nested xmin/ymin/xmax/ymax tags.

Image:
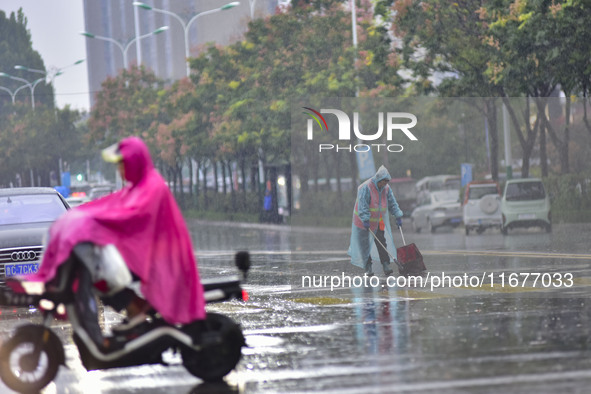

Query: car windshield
<box><xmin>443</xmin><ymin>179</ymin><xmax>461</xmax><ymax>190</ymax></box>
<box><xmin>390</xmin><ymin>182</ymin><xmax>415</xmax><ymax>200</ymax></box>
<box><xmin>432</xmin><ymin>190</ymin><xmax>460</xmax><ymax>203</ymax></box>
<box><xmin>468</xmin><ymin>186</ymin><xmax>498</xmax><ymax>200</ymax></box>
<box><xmin>0</xmin><ymin>194</ymin><xmax>67</xmax><ymax>225</ymax></box>
<box><xmin>505</xmin><ymin>182</ymin><xmax>546</xmax><ymax>201</ymax></box>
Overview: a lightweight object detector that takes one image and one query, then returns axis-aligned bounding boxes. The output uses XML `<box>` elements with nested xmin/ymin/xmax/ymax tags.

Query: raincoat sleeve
<box><xmin>387</xmin><ymin>187</ymin><xmax>404</xmax><ymax>218</ymax></box>
<box><xmin>356</xmin><ymin>185</ymin><xmax>371</xmax><ymax>223</ymax></box>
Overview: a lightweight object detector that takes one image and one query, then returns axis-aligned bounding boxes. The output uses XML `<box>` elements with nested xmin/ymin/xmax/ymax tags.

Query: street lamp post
<box><xmin>14</xmin><ymin>59</ymin><xmax>85</xmax><ymax>109</ymax></box>
<box><xmin>0</xmin><ymin>73</ymin><xmax>44</xmax><ymax>109</ymax></box>
<box><xmin>80</xmin><ymin>26</ymin><xmax>169</xmax><ymax>69</ymax></box>
<box><xmin>133</xmin><ymin>1</ymin><xmax>240</xmax><ymax>77</ymax></box>
<box><xmin>0</xmin><ymin>84</ymin><xmax>30</xmax><ymax>105</ymax></box>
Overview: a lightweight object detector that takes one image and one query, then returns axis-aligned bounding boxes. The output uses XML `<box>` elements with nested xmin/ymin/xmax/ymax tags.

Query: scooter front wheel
<box><xmin>0</xmin><ymin>325</ymin><xmax>64</xmax><ymax>393</ymax></box>
<box><xmin>182</xmin><ymin>313</ymin><xmax>244</xmax><ymax>382</ymax></box>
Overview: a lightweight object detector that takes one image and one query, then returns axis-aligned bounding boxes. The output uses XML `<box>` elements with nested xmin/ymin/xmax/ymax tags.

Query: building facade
<box><xmin>83</xmin><ymin>0</ymin><xmax>278</xmax><ymax>107</ymax></box>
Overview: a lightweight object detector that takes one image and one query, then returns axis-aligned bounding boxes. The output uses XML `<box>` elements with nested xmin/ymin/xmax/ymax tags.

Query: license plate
<box><xmin>4</xmin><ymin>263</ymin><xmax>39</xmax><ymax>277</ymax></box>
<box><xmin>518</xmin><ymin>213</ymin><xmax>536</xmax><ymax>220</ymax></box>
<box><xmin>451</xmin><ymin>218</ymin><xmax>461</xmax><ymax>224</ymax></box>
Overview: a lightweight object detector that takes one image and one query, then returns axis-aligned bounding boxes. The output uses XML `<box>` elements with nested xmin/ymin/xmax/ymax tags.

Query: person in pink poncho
<box><xmin>30</xmin><ymin>136</ymin><xmax>205</xmax><ymax>325</ymax></box>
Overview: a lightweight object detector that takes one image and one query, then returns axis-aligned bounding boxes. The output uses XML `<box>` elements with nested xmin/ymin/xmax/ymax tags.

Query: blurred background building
<box><xmin>82</xmin><ymin>0</ymin><xmax>280</xmax><ymax>108</ymax></box>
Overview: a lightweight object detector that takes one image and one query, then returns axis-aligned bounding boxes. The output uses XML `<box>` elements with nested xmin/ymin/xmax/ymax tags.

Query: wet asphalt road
<box><xmin>1</xmin><ymin>220</ymin><xmax>591</xmax><ymax>393</ymax></box>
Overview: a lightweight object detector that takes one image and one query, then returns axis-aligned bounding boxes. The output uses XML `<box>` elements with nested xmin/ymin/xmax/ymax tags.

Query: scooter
<box><xmin>0</xmin><ymin>243</ymin><xmax>251</xmax><ymax>393</ymax></box>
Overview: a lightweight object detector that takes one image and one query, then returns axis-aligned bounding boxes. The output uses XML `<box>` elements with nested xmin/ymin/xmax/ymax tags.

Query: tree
<box><xmin>483</xmin><ymin>0</ymin><xmax>591</xmax><ymax>175</ymax></box>
<box><xmin>0</xmin><ymin>8</ymin><xmax>86</xmax><ymax>188</ymax></box>
<box><xmin>0</xmin><ymin>106</ymin><xmax>86</xmax><ymax>187</ymax></box>
<box><xmin>87</xmin><ymin>66</ymin><xmax>163</xmax><ymax>148</ymax></box>
<box><xmin>393</xmin><ymin>0</ymin><xmax>504</xmax><ymax>180</ymax></box>
<box><xmin>0</xmin><ymin>9</ymin><xmax>54</xmax><ymax>112</ymax></box>
<box><xmin>185</xmin><ymin>0</ymin><xmax>403</xmax><ymax>212</ymax></box>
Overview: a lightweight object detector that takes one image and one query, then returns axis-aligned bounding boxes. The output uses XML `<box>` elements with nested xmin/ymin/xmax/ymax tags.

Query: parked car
<box><xmin>411</xmin><ymin>189</ymin><xmax>462</xmax><ymax>233</ymax></box>
<box><xmin>463</xmin><ymin>181</ymin><xmax>502</xmax><ymax>235</ymax></box>
<box><xmin>501</xmin><ymin>178</ymin><xmax>551</xmax><ymax>235</ymax></box>
<box><xmin>0</xmin><ymin>188</ymin><xmax>69</xmax><ymax>286</ymax></box>
<box><xmin>415</xmin><ymin>175</ymin><xmax>461</xmax><ymax>214</ymax></box>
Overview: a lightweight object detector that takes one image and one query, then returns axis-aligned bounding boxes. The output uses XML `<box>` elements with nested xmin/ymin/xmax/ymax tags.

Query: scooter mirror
<box><xmin>235</xmin><ymin>251</ymin><xmax>251</xmax><ymax>279</ymax></box>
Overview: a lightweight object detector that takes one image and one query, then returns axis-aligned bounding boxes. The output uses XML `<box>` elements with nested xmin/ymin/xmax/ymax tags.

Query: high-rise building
<box><xmin>82</xmin><ymin>0</ymin><xmax>279</xmax><ymax>107</ymax></box>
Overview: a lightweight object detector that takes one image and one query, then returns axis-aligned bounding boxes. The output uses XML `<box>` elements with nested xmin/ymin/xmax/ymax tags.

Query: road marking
<box><xmin>198</xmin><ymin>249</ymin><xmax>591</xmax><ymax>260</ymax></box>
<box><xmin>244</xmin><ymin>324</ymin><xmax>339</xmax><ymax>335</ymax></box>
<box><xmin>342</xmin><ymin>369</ymin><xmax>591</xmax><ymax>393</ymax></box>
<box><xmin>226</xmin><ymin>361</ymin><xmax>591</xmax><ymax>392</ymax></box>
<box><xmin>423</xmin><ymin>249</ymin><xmax>591</xmax><ymax>260</ymax></box>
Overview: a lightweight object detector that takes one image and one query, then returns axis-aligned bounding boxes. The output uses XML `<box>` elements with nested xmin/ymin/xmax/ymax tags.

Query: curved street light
<box><xmin>0</xmin><ymin>84</ymin><xmax>31</xmax><ymax>105</ymax></box>
<box><xmin>133</xmin><ymin>1</ymin><xmax>240</xmax><ymax>77</ymax></box>
<box><xmin>14</xmin><ymin>59</ymin><xmax>85</xmax><ymax>109</ymax></box>
<box><xmin>14</xmin><ymin>59</ymin><xmax>85</xmax><ymax>77</ymax></box>
<box><xmin>0</xmin><ymin>73</ymin><xmax>45</xmax><ymax>109</ymax></box>
<box><xmin>80</xmin><ymin>27</ymin><xmax>169</xmax><ymax>69</ymax></box>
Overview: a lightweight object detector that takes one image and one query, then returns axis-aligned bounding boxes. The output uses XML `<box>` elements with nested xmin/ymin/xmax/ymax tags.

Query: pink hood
<box><xmin>30</xmin><ymin>137</ymin><xmax>205</xmax><ymax>323</ymax></box>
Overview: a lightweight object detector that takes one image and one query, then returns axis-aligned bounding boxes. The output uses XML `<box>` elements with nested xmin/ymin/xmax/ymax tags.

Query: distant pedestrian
<box><xmin>262</xmin><ymin>188</ymin><xmax>273</xmax><ymax>223</ymax></box>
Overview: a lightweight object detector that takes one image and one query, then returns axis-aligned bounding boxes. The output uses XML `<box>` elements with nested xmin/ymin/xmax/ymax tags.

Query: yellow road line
<box><xmin>422</xmin><ymin>250</ymin><xmax>591</xmax><ymax>260</ymax></box>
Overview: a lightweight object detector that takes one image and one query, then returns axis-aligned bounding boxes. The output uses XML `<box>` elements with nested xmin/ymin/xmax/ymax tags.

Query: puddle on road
<box><xmin>244</xmin><ymin>334</ymin><xmax>284</xmax><ymax>347</ymax></box>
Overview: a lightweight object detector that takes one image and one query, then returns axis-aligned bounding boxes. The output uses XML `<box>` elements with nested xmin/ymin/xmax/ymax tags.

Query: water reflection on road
<box><xmin>198</xmin><ymin>221</ymin><xmax>591</xmax><ymax>393</ymax></box>
<box><xmin>1</xmin><ymin>221</ymin><xmax>591</xmax><ymax>393</ymax></box>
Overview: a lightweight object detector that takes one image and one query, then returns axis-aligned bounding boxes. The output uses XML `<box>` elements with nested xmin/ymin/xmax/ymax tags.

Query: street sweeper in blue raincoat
<box><xmin>348</xmin><ymin>165</ymin><xmax>404</xmax><ymax>276</ymax></box>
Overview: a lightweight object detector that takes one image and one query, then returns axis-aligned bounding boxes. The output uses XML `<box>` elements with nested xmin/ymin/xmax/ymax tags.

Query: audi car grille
<box><xmin>0</xmin><ymin>246</ymin><xmax>43</xmax><ymax>286</ymax></box>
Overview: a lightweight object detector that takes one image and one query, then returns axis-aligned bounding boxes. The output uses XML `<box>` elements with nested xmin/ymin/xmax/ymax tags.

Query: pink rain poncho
<box><xmin>29</xmin><ymin>137</ymin><xmax>205</xmax><ymax>324</ymax></box>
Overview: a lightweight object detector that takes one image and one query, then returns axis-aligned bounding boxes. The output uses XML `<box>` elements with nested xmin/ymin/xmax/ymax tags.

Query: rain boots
<box><xmin>366</xmin><ymin>258</ymin><xmax>395</xmax><ymax>277</ymax></box>
<box><xmin>364</xmin><ymin>257</ymin><xmax>374</xmax><ymax>277</ymax></box>
<box><xmin>382</xmin><ymin>261</ymin><xmax>394</xmax><ymax>276</ymax></box>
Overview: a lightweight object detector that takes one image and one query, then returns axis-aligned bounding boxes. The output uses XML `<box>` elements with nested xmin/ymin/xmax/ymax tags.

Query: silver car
<box><xmin>0</xmin><ymin>188</ymin><xmax>69</xmax><ymax>286</ymax></box>
<box><xmin>411</xmin><ymin>190</ymin><xmax>462</xmax><ymax>233</ymax></box>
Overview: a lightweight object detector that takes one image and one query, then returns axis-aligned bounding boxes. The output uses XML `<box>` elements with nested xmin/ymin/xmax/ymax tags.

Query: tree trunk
<box><xmin>213</xmin><ymin>161</ymin><xmax>219</xmax><ymax>195</ymax></box>
<box><xmin>240</xmin><ymin>158</ymin><xmax>247</xmax><ymax>193</ymax></box>
<box><xmin>250</xmin><ymin>164</ymin><xmax>257</xmax><ymax>193</ymax></box>
<box><xmin>485</xmin><ymin>100</ymin><xmax>499</xmax><ymax>181</ymax></box>
<box><xmin>312</xmin><ymin>150</ymin><xmax>319</xmax><ymax>193</ymax></box>
<box><xmin>195</xmin><ymin>160</ymin><xmax>201</xmax><ymax>209</ymax></box>
<box><xmin>562</xmin><ymin>96</ymin><xmax>571</xmax><ymax>174</ymax></box>
<box><xmin>501</xmin><ymin>97</ymin><xmax>538</xmax><ymax>179</ymax></box>
<box><xmin>583</xmin><ymin>94</ymin><xmax>591</xmax><ymax>134</ymax></box>
<box><xmin>336</xmin><ymin>153</ymin><xmax>343</xmax><ymax>209</ymax></box>
<box><xmin>540</xmin><ymin>118</ymin><xmax>548</xmax><ymax>177</ymax></box>
<box><xmin>203</xmin><ymin>162</ymin><xmax>209</xmax><ymax>210</ymax></box>
<box><xmin>286</xmin><ymin>164</ymin><xmax>292</xmax><ymax>216</ymax></box>
<box><xmin>228</xmin><ymin>161</ymin><xmax>236</xmax><ymax>211</ymax></box>
<box><xmin>240</xmin><ymin>159</ymin><xmax>247</xmax><ymax>210</ymax></box>
<box><xmin>188</xmin><ymin>158</ymin><xmax>194</xmax><ymax>198</ymax></box>
<box><xmin>221</xmin><ymin>160</ymin><xmax>227</xmax><ymax>195</ymax></box>
<box><xmin>176</xmin><ymin>162</ymin><xmax>184</xmax><ymax>204</ymax></box>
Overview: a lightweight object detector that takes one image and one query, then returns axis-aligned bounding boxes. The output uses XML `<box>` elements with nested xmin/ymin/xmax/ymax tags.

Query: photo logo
<box><xmin>303</xmin><ymin>107</ymin><xmax>328</xmax><ymax>136</ymax></box>
<box><xmin>303</xmin><ymin>107</ymin><xmax>418</xmax><ymax>153</ymax></box>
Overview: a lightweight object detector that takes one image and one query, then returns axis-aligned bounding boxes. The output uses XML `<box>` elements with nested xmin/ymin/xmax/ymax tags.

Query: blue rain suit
<box><xmin>347</xmin><ymin>166</ymin><xmax>403</xmax><ymax>273</ymax></box>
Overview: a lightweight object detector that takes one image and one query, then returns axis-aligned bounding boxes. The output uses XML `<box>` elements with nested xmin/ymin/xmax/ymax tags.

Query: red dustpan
<box><xmin>369</xmin><ymin>227</ymin><xmax>426</xmax><ymax>276</ymax></box>
<box><xmin>395</xmin><ymin>226</ymin><xmax>426</xmax><ymax>276</ymax></box>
